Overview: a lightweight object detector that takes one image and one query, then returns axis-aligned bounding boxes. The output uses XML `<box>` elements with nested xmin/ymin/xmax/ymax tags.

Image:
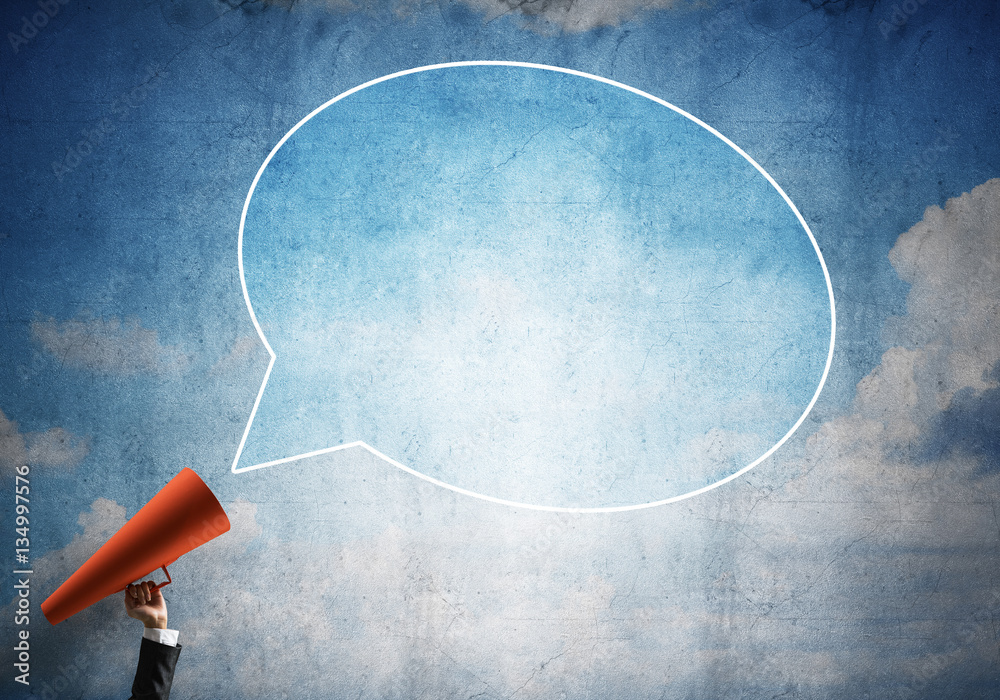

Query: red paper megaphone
<box><xmin>41</xmin><ymin>468</ymin><xmax>230</xmax><ymax>625</ymax></box>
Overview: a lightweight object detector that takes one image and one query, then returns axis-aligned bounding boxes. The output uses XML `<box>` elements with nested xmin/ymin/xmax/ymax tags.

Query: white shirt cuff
<box><xmin>142</xmin><ymin>627</ymin><xmax>179</xmax><ymax>647</ymax></box>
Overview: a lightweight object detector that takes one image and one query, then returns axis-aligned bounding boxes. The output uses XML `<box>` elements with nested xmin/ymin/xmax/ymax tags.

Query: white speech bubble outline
<box><xmin>232</xmin><ymin>60</ymin><xmax>837</xmax><ymax>513</ymax></box>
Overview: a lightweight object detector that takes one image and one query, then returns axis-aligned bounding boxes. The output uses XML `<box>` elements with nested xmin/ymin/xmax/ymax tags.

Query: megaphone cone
<box><xmin>41</xmin><ymin>468</ymin><xmax>230</xmax><ymax>625</ymax></box>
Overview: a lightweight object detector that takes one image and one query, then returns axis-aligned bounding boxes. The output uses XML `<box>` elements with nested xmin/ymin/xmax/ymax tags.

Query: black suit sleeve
<box><xmin>128</xmin><ymin>637</ymin><xmax>181</xmax><ymax>700</ymax></box>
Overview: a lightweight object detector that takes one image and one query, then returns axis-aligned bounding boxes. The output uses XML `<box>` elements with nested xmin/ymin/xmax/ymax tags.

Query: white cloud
<box><xmin>265</xmin><ymin>0</ymin><xmax>679</xmax><ymax>33</ymax></box>
<box><xmin>39</xmin><ymin>498</ymin><xmax>129</xmax><ymax>586</ymax></box>
<box><xmin>266</xmin><ymin>0</ymin><xmax>356</xmax><ymax>11</ymax></box>
<box><xmin>0</xmin><ymin>408</ymin><xmax>89</xmax><ymax>471</ymax></box>
<box><xmin>758</xmin><ymin>180</ymin><xmax>1000</xmax><ymax>684</ymax></box>
<box><xmin>30</xmin><ymin>314</ymin><xmax>191</xmax><ymax>375</ymax></box>
<box><xmin>882</xmin><ymin>178</ymin><xmax>1000</xmax><ymax>405</ymax></box>
<box><xmin>791</xmin><ymin>181</ymin><xmax>1000</xmax><ymax>486</ymax></box>
<box><xmin>443</xmin><ymin>0</ymin><xmax>679</xmax><ymax>33</ymax></box>
<box><xmin>813</xmin><ymin>179</ymin><xmax>1000</xmax><ymax>459</ymax></box>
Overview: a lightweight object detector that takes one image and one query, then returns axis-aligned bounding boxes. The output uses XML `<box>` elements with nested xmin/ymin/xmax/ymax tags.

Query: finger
<box><xmin>140</xmin><ymin>581</ymin><xmax>151</xmax><ymax>604</ymax></box>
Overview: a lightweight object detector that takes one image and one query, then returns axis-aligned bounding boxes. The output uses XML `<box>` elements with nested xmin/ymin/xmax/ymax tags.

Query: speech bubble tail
<box><xmin>231</xmin><ymin>354</ymin><xmax>361</xmax><ymax>473</ymax></box>
<box><xmin>233</xmin><ymin>441</ymin><xmax>368</xmax><ymax>473</ymax></box>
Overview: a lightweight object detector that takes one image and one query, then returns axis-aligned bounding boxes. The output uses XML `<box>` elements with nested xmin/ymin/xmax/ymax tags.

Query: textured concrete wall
<box><xmin>1</xmin><ymin>1</ymin><xmax>998</xmax><ymax>698</ymax></box>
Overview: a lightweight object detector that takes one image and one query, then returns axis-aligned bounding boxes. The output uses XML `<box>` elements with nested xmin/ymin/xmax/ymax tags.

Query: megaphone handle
<box><xmin>117</xmin><ymin>565</ymin><xmax>173</xmax><ymax>595</ymax></box>
<box><xmin>148</xmin><ymin>565</ymin><xmax>172</xmax><ymax>592</ymax></box>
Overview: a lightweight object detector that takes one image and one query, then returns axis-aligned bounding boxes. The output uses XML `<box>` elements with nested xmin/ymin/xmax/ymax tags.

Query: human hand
<box><xmin>124</xmin><ymin>581</ymin><xmax>168</xmax><ymax>630</ymax></box>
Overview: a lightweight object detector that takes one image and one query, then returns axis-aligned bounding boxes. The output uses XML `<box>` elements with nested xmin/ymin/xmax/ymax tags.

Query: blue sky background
<box><xmin>1</xmin><ymin>0</ymin><xmax>998</xmax><ymax>698</ymax></box>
